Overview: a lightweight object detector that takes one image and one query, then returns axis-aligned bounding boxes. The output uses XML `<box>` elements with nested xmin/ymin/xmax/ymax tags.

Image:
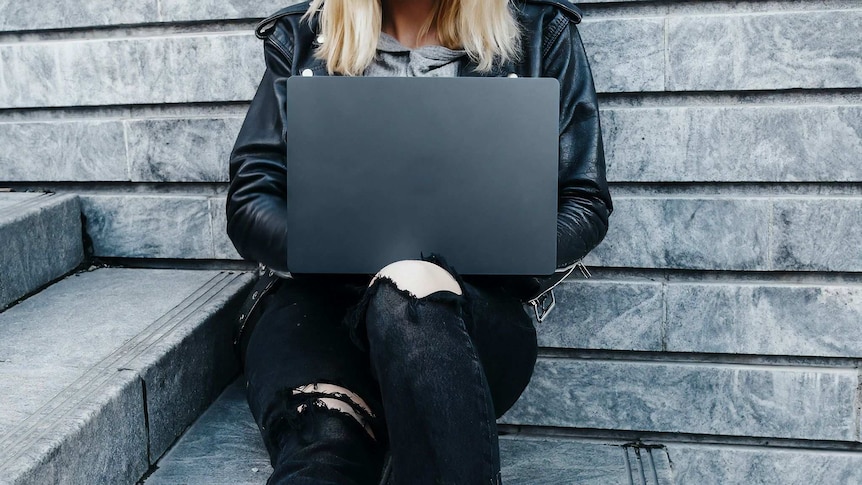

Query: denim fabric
<box><xmin>243</xmin><ymin>258</ymin><xmax>538</xmax><ymax>484</ymax></box>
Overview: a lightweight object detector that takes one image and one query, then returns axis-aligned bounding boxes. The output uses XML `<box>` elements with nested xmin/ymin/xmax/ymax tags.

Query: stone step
<box><xmin>3</xmin><ymin>9</ymin><xmax>859</xmax><ymax>108</ymax></box>
<box><xmin>148</xmin><ymin>378</ymin><xmax>862</xmax><ymax>485</ymax></box>
<box><xmin>545</xmin><ymin>278</ymin><xmax>862</xmax><ymax>358</ymax></box>
<box><xmin>0</xmin><ymin>192</ymin><xmax>83</xmax><ymax>311</ymax></box>
<box><xmin>502</xmin><ymin>358</ymin><xmax>858</xmax><ymax>442</ymax></box>
<box><xmin>5</xmin><ymin>105</ymin><xmax>859</xmax><ymax>184</ymax></box>
<box><xmin>74</xmin><ymin>193</ymin><xmax>862</xmax><ymax>272</ymax></box>
<box><xmin>0</xmin><ymin>268</ymin><xmax>253</xmax><ymax>484</ymax></box>
<box><xmin>143</xmin><ymin>379</ymin><xmax>674</xmax><ymax>485</ymax></box>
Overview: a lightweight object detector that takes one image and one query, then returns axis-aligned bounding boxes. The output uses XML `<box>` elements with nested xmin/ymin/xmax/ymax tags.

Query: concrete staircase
<box><xmin>145</xmin><ymin>381</ymin><xmax>673</xmax><ymax>485</ymax></box>
<box><xmin>1</xmin><ymin>0</ymin><xmax>861</xmax><ymax>483</ymax></box>
<box><xmin>3</xmin><ymin>187</ymin><xmax>860</xmax><ymax>483</ymax></box>
<box><xmin>144</xmin><ymin>380</ymin><xmax>673</xmax><ymax>484</ymax></box>
<box><xmin>0</xmin><ymin>193</ymin><xmax>254</xmax><ymax>484</ymax></box>
<box><xmin>0</xmin><ymin>192</ymin><xmax>683</xmax><ymax>484</ymax></box>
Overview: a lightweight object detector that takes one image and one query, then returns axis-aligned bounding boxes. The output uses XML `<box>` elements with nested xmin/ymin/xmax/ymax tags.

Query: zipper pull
<box><xmin>576</xmin><ymin>260</ymin><xmax>591</xmax><ymax>278</ymax></box>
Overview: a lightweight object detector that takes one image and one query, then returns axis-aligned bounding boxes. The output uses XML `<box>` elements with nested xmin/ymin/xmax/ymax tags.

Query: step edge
<box><xmin>0</xmin><ymin>270</ymin><xmax>254</xmax><ymax>484</ymax></box>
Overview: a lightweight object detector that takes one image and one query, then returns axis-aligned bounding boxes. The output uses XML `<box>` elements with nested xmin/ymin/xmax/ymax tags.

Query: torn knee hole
<box><xmin>291</xmin><ymin>383</ymin><xmax>377</xmax><ymax>441</ymax></box>
<box><xmin>369</xmin><ymin>260</ymin><xmax>463</xmax><ymax>297</ymax></box>
<box><xmin>292</xmin><ymin>383</ymin><xmax>375</xmax><ymax>418</ymax></box>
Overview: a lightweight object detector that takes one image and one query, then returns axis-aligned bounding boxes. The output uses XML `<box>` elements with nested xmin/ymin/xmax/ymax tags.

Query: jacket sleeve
<box><xmin>545</xmin><ymin>16</ymin><xmax>613</xmax><ymax>269</ymax></box>
<box><xmin>226</xmin><ymin>36</ymin><xmax>293</xmax><ymax>273</ymax></box>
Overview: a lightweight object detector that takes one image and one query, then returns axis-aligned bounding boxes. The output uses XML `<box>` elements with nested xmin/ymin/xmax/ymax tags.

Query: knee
<box><xmin>368</xmin><ymin>259</ymin><xmax>462</xmax><ymax>298</ymax></box>
<box><xmin>346</xmin><ymin>259</ymin><xmax>467</xmax><ymax>355</ymax></box>
<box><xmin>361</xmin><ymin>259</ymin><xmax>468</xmax><ymax>353</ymax></box>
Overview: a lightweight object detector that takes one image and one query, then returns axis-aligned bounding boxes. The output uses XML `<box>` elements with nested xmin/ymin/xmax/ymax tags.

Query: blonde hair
<box><xmin>302</xmin><ymin>0</ymin><xmax>522</xmax><ymax>76</ymax></box>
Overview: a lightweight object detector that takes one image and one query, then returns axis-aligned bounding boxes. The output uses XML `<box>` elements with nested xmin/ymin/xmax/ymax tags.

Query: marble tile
<box><xmin>146</xmin><ymin>380</ymin><xmax>272</xmax><ymax>485</ymax></box>
<box><xmin>662</xmin><ymin>2</ymin><xmax>862</xmax><ymax>15</ymax></box>
<box><xmin>0</xmin><ymin>369</ymin><xmax>148</xmax><ymax>485</ymax></box>
<box><xmin>0</xmin><ymin>269</ymin><xmax>226</xmax><ymax>368</ymax></box>
<box><xmin>667</xmin><ymin>11</ymin><xmax>862</xmax><ymax>91</ymax></box>
<box><xmin>80</xmin><ymin>195</ymin><xmax>215</xmax><ymax>259</ymax></box>
<box><xmin>666</xmin><ymin>444</ymin><xmax>862</xmax><ymax>485</ymax></box>
<box><xmin>210</xmin><ymin>197</ymin><xmax>242</xmax><ymax>260</ymax></box>
<box><xmin>9</xmin><ymin>101</ymin><xmax>854</xmax><ymax>184</ymax></box>
<box><xmin>0</xmin><ymin>192</ymin><xmax>41</xmax><ymax>211</ymax></box>
<box><xmin>603</xmin><ymin>106</ymin><xmax>862</xmax><ymax>182</ymax></box>
<box><xmin>0</xmin><ymin>268</ymin><xmax>252</xmax><ymax>482</ymax></box>
<box><xmin>0</xmin><ymin>43</ymin><xmax>63</xmax><ymax>108</ymax></box>
<box><xmin>501</xmin><ymin>359</ymin><xmax>858</xmax><ymax>441</ymax></box>
<box><xmin>127</xmin><ymin>117</ymin><xmax>243</xmax><ymax>182</ymax></box>
<box><xmin>128</xmin><ymin>271</ymin><xmax>252</xmax><ymax>461</ymax></box>
<box><xmin>666</xmin><ymin>283</ymin><xmax>862</xmax><ymax>357</ymax></box>
<box><xmin>0</xmin><ymin>34</ymin><xmax>262</xmax><ymax>109</ymax></box>
<box><xmin>0</xmin><ymin>121</ymin><xmax>127</xmax><ymax>181</ymax></box>
<box><xmin>0</xmin><ymin>0</ymin><xmax>156</xmax><ymax>31</ymax></box>
<box><xmin>0</xmin><ymin>0</ymin><xmax>308</xmax><ymax>32</ymax></box>
<box><xmin>148</xmin><ymin>379</ymin><xmax>674</xmax><ymax>485</ymax></box>
<box><xmin>157</xmin><ymin>0</ymin><xmax>299</xmax><ymax>23</ymax></box>
<box><xmin>74</xmin><ymin>193</ymin><xmax>244</xmax><ymax>261</ymax></box>
<box><xmin>585</xmin><ymin>197</ymin><xmax>771</xmax><ymax>270</ymax></box>
<box><xmin>0</xmin><ymin>194</ymin><xmax>83</xmax><ymax>310</ymax></box>
<box><xmin>1</xmin><ymin>15</ymin><xmax>665</xmax><ymax>111</ymax></box>
<box><xmin>771</xmin><ymin>198</ymin><xmax>862</xmax><ymax>271</ymax></box>
<box><xmin>580</xmin><ymin>18</ymin><xmax>665</xmax><ymax>93</ymax></box>
<box><xmin>538</xmin><ymin>280</ymin><xmax>663</xmax><ymax>351</ymax></box>
<box><xmin>500</xmin><ymin>437</ymin><xmax>672</xmax><ymax>485</ymax></box>
<box><xmin>0</xmin><ymin>364</ymin><xmax>85</xmax><ymax>435</ymax></box>
<box><xmin>602</xmin><ymin>108</ymin><xmax>687</xmax><ymax>183</ymax></box>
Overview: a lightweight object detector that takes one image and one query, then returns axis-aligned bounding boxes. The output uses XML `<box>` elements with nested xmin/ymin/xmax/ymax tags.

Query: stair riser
<box><xmin>0</xmin><ymin>195</ymin><xmax>83</xmax><ymax>310</ymax></box>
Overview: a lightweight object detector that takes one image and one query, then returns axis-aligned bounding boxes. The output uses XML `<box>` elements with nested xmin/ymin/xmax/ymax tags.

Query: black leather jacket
<box><xmin>227</xmin><ymin>0</ymin><xmax>613</xmax><ymax>323</ymax></box>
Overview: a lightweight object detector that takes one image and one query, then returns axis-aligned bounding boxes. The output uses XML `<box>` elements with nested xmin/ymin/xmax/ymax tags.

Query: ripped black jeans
<box><xmin>242</xmin><ymin>256</ymin><xmax>538</xmax><ymax>484</ymax></box>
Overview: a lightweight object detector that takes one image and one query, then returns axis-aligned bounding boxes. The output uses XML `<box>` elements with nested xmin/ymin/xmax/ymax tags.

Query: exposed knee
<box><xmin>368</xmin><ymin>259</ymin><xmax>462</xmax><ymax>298</ymax></box>
<box><xmin>291</xmin><ymin>383</ymin><xmax>377</xmax><ymax>441</ymax></box>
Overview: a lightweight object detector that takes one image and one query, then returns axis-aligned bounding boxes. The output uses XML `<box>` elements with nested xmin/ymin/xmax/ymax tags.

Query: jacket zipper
<box><xmin>528</xmin><ymin>258</ymin><xmax>590</xmax><ymax>323</ymax></box>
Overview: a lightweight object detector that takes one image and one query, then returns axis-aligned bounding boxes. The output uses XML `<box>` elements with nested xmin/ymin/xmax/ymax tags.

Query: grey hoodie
<box><xmin>362</xmin><ymin>31</ymin><xmax>466</xmax><ymax>77</ymax></box>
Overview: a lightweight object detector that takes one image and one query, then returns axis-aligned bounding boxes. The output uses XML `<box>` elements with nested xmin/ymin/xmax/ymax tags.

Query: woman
<box><xmin>226</xmin><ymin>0</ymin><xmax>612</xmax><ymax>483</ymax></box>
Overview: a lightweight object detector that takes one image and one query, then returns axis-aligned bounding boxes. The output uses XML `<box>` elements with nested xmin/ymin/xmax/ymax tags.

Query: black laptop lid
<box><xmin>285</xmin><ymin>76</ymin><xmax>559</xmax><ymax>275</ymax></box>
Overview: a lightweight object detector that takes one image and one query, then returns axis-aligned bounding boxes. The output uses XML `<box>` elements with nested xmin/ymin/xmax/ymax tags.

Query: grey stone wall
<box><xmin>1</xmin><ymin>0</ymin><xmax>861</xmax><ymax>480</ymax></box>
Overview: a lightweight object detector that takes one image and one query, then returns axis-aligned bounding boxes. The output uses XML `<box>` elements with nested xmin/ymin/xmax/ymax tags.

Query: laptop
<box><xmin>284</xmin><ymin>76</ymin><xmax>559</xmax><ymax>275</ymax></box>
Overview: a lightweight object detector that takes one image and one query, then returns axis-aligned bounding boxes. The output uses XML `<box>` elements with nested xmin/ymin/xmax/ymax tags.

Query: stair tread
<box><xmin>0</xmin><ymin>268</ymin><xmax>253</xmax><ymax>484</ymax></box>
<box><xmin>146</xmin><ymin>380</ymin><xmax>673</xmax><ymax>485</ymax></box>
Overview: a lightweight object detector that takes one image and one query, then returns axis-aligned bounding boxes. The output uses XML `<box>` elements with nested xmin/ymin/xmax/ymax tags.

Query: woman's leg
<box><xmin>346</xmin><ymin>257</ymin><xmax>503</xmax><ymax>485</ymax></box>
<box><xmin>243</xmin><ymin>260</ymin><xmax>538</xmax><ymax>485</ymax></box>
<box><xmin>243</xmin><ymin>277</ymin><xmax>387</xmax><ymax>485</ymax></box>
<box><xmin>459</xmin><ymin>274</ymin><xmax>539</xmax><ymax>419</ymax></box>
